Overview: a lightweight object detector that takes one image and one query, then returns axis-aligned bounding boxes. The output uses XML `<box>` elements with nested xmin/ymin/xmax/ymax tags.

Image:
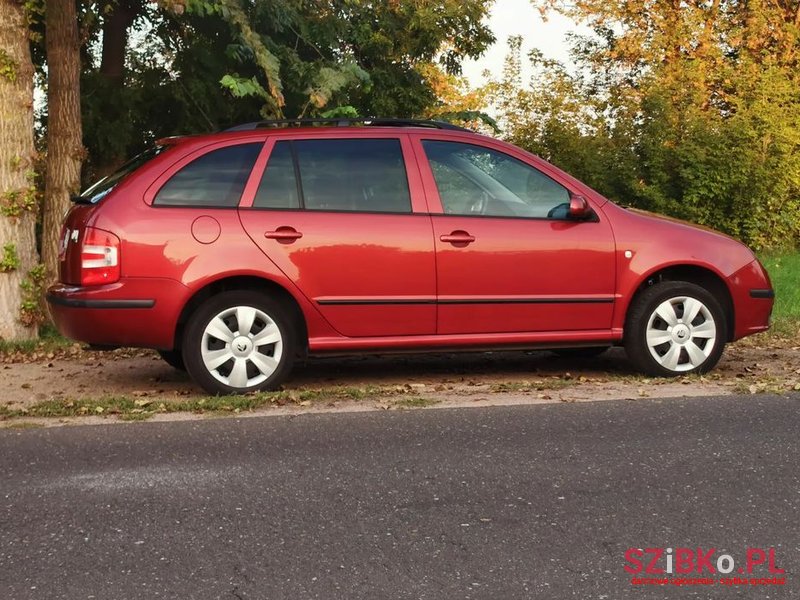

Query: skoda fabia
<box><xmin>47</xmin><ymin>119</ymin><xmax>774</xmax><ymax>395</ymax></box>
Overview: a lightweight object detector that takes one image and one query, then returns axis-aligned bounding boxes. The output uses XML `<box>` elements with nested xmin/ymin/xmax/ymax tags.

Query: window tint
<box><xmin>422</xmin><ymin>141</ymin><xmax>570</xmax><ymax>219</ymax></box>
<box><xmin>253</xmin><ymin>142</ymin><xmax>300</xmax><ymax>209</ymax></box>
<box><xmin>294</xmin><ymin>139</ymin><xmax>411</xmax><ymax>213</ymax></box>
<box><xmin>154</xmin><ymin>143</ymin><xmax>262</xmax><ymax>207</ymax></box>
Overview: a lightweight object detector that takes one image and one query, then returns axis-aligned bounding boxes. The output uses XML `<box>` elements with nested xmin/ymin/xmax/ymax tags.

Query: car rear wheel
<box><xmin>624</xmin><ymin>281</ymin><xmax>726</xmax><ymax>377</ymax></box>
<box><xmin>182</xmin><ymin>291</ymin><xmax>295</xmax><ymax>395</ymax></box>
<box><xmin>157</xmin><ymin>349</ymin><xmax>185</xmax><ymax>371</ymax></box>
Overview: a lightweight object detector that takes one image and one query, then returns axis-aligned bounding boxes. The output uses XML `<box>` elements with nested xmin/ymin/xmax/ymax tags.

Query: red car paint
<box><xmin>47</xmin><ymin>124</ymin><xmax>773</xmax><ymax>383</ymax></box>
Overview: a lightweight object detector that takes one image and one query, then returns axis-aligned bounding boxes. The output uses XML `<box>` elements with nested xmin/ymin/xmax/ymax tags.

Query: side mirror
<box><xmin>569</xmin><ymin>195</ymin><xmax>592</xmax><ymax>220</ymax></box>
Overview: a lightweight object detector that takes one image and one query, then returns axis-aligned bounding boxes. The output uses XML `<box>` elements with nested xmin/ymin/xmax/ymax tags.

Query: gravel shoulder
<box><xmin>1</xmin><ymin>333</ymin><xmax>798</xmax><ymax>427</ymax></box>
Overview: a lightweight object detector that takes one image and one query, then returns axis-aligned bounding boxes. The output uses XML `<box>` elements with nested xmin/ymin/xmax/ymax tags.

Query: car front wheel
<box><xmin>624</xmin><ymin>281</ymin><xmax>726</xmax><ymax>377</ymax></box>
<box><xmin>182</xmin><ymin>291</ymin><xmax>295</xmax><ymax>395</ymax></box>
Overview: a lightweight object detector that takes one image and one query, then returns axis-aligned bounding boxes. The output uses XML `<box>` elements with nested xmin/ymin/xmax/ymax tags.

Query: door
<box><xmin>239</xmin><ymin>135</ymin><xmax>436</xmax><ymax>338</ymax></box>
<box><xmin>416</xmin><ymin>138</ymin><xmax>616</xmax><ymax>335</ymax></box>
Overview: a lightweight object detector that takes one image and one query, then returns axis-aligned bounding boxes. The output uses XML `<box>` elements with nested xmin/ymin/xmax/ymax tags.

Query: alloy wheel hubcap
<box><xmin>645</xmin><ymin>296</ymin><xmax>717</xmax><ymax>372</ymax></box>
<box><xmin>200</xmin><ymin>305</ymin><xmax>283</xmax><ymax>389</ymax></box>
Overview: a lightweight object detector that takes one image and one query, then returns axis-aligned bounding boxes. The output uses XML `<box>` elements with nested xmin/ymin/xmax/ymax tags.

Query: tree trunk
<box><xmin>99</xmin><ymin>0</ymin><xmax>140</xmax><ymax>83</ymax></box>
<box><xmin>43</xmin><ymin>0</ymin><xmax>83</xmax><ymax>285</ymax></box>
<box><xmin>0</xmin><ymin>0</ymin><xmax>39</xmax><ymax>340</ymax></box>
<box><xmin>92</xmin><ymin>0</ymin><xmax>140</xmax><ymax>176</ymax></box>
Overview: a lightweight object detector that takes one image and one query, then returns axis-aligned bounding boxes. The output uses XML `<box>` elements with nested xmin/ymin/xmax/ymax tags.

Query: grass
<box><xmin>0</xmin><ymin>393</ymin><xmax>297</xmax><ymax>422</ymax></box>
<box><xmin>0</xmin><ymin>384</ymin><xmax>414</xmax><ymax>423</ymax></box>
<box><xmin>4</xmin><ymin>421</ymin><xmax>44</xmax><ymax>429</ymax></box>
<box><xmin>488</xmin><ymin>378</ymin><xmax>576</xmax><ymax>393</ymax></box>
<box><xmin>0</xmin><ymin>323</ymin><xmax>73</xmax><ymax>355</ymax></box>
<box><xmin>392</xmin><ymin>397</ymin><xmax>440</xmax><ymax>408</ymax></box>
<box><xmin>759</xmin><ymin>251</ymin><xmax>800</xmax><ymax>336</ymax></box>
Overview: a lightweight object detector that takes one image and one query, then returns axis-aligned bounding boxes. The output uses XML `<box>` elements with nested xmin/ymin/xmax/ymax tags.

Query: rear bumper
<box><xmin>729</xmin><ymin>260</ymin><xmax>774</xmax><ymax>340</ymax></box>
<box><xmin>46</xmin><ymin>296</ymin><xmax>155</xmax><ymax>309</ymax></box>
<box><xmin>47</xmin><ymin>278</ymin><xmax>190</xmax><ymax>349</ymax></box>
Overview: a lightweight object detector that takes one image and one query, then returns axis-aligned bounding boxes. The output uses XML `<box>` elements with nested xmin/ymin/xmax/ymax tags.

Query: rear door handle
<box><xmin>439</xmin><ymin>231</ymin><xmax>475</xmax><ymax>246</ymax></box>
<box><xmin>265</xmin><ymin>226</ymin><xmax>303</xmax><ymax>242</ymax></box>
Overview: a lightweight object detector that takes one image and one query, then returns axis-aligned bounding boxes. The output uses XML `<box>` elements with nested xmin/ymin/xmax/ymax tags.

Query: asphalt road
<box><xmin>1</xmin><ymin>394</ymin><xmax>798</xmax><ymax>600</ymax></box>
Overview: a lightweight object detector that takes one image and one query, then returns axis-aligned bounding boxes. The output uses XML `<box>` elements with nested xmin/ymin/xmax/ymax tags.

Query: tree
<box><xmin>28</xmin><ymin>0</ymin><xmax>495</xmax><ymax>306</ymax></box>
<box><xmin>42</xmin><ymin>0</ymin><xmax>83</xmax><ymax>284</ymax></box>
<box><xmin>489</xmin><ymin>2</ymin><xmax>800</xmax><ymax>248</ymax></box>
<box><xmin>0</xmin><ymin>0</ymin><xmax>40</xmax><ymax>339</ymax></box>
<box><xmin>78</xmin><ymin>0</ymin><xmax>495</xmax><ymax>179</ymax></box>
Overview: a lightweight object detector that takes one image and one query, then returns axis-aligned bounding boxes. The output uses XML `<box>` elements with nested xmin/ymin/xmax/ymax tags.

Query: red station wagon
<box><xmin>47</xmin><ymin>119</ymin><xmax>774</xmax><ymax>395</ymax></box>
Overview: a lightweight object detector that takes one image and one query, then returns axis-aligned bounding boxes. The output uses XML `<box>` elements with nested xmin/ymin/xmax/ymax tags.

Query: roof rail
<box><xmin>223</xmin><ymin>118</ymin><xmax>471</xmax><ymax>133</ymax></box>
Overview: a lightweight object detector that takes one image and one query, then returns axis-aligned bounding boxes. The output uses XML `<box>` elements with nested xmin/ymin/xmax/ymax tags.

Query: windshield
<box><xmin>78</xmin><ymin>146</ymin><xmax>165</xmax><ymax>204</ymax></box>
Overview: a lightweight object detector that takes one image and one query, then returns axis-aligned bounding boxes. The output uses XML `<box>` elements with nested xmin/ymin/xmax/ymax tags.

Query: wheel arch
<box><xmin>172</xmin><ymin>275</ymin><xmax>309</xmax><ymax>354</ymax></box>
<box><xmin>626</xmin><ymin>264</ymin><xmax>735</xmax><ymax>341</ymax></box>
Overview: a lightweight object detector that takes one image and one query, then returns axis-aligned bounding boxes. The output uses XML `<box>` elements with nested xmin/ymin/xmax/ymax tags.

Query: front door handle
<box><xmin>440</xmin><ymin>230</ymin><xmax>476</xmax><ymax>246</ymax></box>
<box><xmin>265</xmin><ymin>226</ymin><xmax>303</xmax><ymax>243</ymax></box>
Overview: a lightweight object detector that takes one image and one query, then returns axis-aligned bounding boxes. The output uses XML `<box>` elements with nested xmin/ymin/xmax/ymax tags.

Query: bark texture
<box><xmin>0</xmin><ymin>0</ymin><xmax>38</xmax><ymax>340</ymax></box>
<box><xmin>43</xmin><ymin>0</ymin><xmax>83</xmax><ymax>284</ymax></box>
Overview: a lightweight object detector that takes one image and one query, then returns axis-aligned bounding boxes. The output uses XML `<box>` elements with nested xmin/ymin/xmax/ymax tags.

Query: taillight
<box><xmin>80</xmin><ymin>227</ymin><xmax>120</xmax><ymax>286</ymax></box>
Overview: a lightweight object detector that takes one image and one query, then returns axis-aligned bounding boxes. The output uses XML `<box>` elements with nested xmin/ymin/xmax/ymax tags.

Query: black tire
<box><xmin>551</xmin><ymin>346</ymin><xmax>610</xmax><ymax>359</ymax></box>
<box><xmin>182</xmin><ymin>290</ymin><xmax>296</xmax><ymax>395</ymax></box>
<box><xmin>624</xmin><ymin>281</ymin><xmax>727</xmax><ymax>377</ymax></box>
<box><xmin>157</xmin><ymin>349</ymin><xmax>186</xmax><ymax>371</ymax></box>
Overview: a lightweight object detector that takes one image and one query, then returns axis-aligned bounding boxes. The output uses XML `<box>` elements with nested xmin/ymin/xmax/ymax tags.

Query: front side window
<box><xmin>422</xmin><ymin>140</ymin><xmax>571</xmax><ymax>219</ymax></box>
<box><xmin>154</xmin><ymin>143</ymin><xmax>262</xmax><ymax>207</ymax></box>
<box><xmin>293</xmin><ymin>139</ymin><xmax>411</xmax><ymax>213</ymax></box>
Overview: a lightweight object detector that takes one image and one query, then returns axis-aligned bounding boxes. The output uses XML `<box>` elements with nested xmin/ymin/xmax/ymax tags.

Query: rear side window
<box><xmin>252</xmin><ymin>138</ymin><xmax>411</xmax><ymax>213</ymax></box>
<box><xmin>79</xmin><ymin>146</ymin><xmax>165</xmax><ymax>205</ymax></box>
<box><xmin>154</xmin><ymin>143</ymin><xmax>262</xmax><ymax>207</ymax></box>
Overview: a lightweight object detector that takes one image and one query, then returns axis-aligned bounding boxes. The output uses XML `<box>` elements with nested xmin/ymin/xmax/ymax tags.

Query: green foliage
<box><xmin>19</xmin><ymin>264</ymin><xmax>47</xmax><ymax>327</ymax></box>
<box><xmin>0</xmin><ymin>243</ymin><xmax>20</xmax><ymax>272</ymax></box>
<box><xmin>303</xmin><ymin>64</ymin><xmax>369</xmax><ymax>115</ymax></box>
<box><xmin>320</xmin><ymin>105</ymin><xmax>360</xmax><ymax>119</ymax></box>
<box><xmin>76</xmin><ymin>0</ymin><xmax>494</xmax><ymax>179</ymax></box>
<box><xmin>219</xmin><ymin>74</ymin><xmax>268</xmax><ymax>99</ymax></box>
<box><xmin>0</xmin><ymin>49</ymin><xmax>17</xmax><ymax>83</ymax></box>
<box><xmin>1</xmin><ymin>184</ymin><xmax>39</xmax><ymax>218</ymax></box>
<box><xmin>22</xmin><ymin>0</ymin><xmax>44</xmax><ymax>38</ymax></box>
<box><xmin>759</xmin><ymin>251</ymin><xmax>800</xmax><ymax>335</ymax></box>
<box><xmin>491</xmin><ymin>4</ymin><xmax>800</xmax><ymax>250</ymax></box>
<box><xmin>437</xmin><ymin>110</ymin><xmax>500</xmax><ymax>133</ymax></box>
<box><xmin>210</xmin><ymin>0</ymin><xmax>285</xmax><ymax>115</ymax></box>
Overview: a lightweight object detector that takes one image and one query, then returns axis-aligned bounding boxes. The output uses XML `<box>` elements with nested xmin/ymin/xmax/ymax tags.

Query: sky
<box><xmin>462</xmin><ymin>0</ymin><xmax>582</xmax><ymax>87</ymax></box>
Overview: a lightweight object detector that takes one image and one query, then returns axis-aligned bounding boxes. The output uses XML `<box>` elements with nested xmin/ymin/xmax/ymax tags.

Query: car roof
<box><xmin>223</xmin><ymin>118</ymin><xmax>471</xmax><ymax>132</ymax></box>
<box><xmin>157</xmin><ymin>118</ymin><xmax>477</xmax><ymax>147</ymax></box>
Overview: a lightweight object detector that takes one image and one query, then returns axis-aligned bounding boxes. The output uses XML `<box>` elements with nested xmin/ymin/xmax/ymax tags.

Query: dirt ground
<box><xmin>1</xmin><ymin>332</ymin><xmax>798</xmax><ymax>426</ymax></box>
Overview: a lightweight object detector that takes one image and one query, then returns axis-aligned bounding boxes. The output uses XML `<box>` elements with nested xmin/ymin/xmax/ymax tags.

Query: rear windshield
<box><xmin>77</xmin><ymin>146</ymin><xmax>166</xmax><ymax>204</ymax></box>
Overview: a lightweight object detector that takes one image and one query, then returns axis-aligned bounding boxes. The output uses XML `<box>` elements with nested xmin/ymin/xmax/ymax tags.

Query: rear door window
<box><xmin>253</xmin><ymin>142</ymin><xmax>300</xmax><ymax>209</ymax></box>
<box><xmin>252</xmin><ymin>138</ymin><xmax>411</xmax><ymax>213</ymax></box>
<box><xmin>154</xmin><ymin>143</ymin><xmax>262</xmax><ymax>207</ymax></box>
